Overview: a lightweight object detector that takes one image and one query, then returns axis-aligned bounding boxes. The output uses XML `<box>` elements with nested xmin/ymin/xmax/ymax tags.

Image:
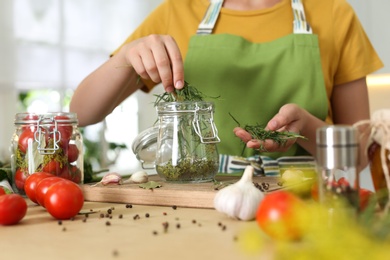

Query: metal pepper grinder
<box><xmin>316</xmin><ymin>125</ymin><xmax>360</xmax><ymax>210</ymax></box>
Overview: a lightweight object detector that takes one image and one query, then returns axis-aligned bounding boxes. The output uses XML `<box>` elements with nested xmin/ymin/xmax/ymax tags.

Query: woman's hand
<box><xmin>122</xmin><ymin>34</ymin><xmax>185</xmax><ymax>92</ymax></box>
<box><xmin>234</xmin><ymin>104</ymin><xmax>321</xmax><ymax>154</ymax></box>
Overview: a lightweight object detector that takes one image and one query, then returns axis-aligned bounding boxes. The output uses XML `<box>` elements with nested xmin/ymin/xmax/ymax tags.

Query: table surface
<box><xmin>1</xmin><ymin>199</ymin><xmax>271</xmax><ymax>260</ymax></box>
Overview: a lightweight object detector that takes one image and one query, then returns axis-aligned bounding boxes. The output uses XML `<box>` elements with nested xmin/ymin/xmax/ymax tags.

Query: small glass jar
<box><xmin>316</xmin><ymin>125</ymin><xmax>360</xmax><ymax>212</ymax></box>
<box><xmin>155</xmin><ymin>101</ymin><xmax>220</xmax><ymax>182</ymax></box>
<box><xmin>10</xmin><ymin>112</ymin><xmax>83</xmax><ymax>194</ymax></box>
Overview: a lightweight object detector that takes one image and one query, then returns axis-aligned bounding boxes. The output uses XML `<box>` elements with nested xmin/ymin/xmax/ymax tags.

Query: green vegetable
<box><xmin>230</xmin><ymin>113</ymin><xmax>307</xmax><ymax>150</ymax></box>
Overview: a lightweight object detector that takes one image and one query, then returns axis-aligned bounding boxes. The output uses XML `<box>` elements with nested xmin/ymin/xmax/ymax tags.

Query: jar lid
<box><xmin>132</xmin><ymin>125</ymin><xmax>172</xmax><ymax>168</ymax></box>
<box><xmin>14</xmin><ymin>112</ymin><xmax>78</xmax><ymax>125</ymax></box>
<box><xmin>316</xmin><ymin>125</ymin><xmax>359</xmax><ymax>168</ymax></box>
<box><xmin>316</xmin><ymin>125</ymin><xmax>358</xmax><ymax>146</ymax></box>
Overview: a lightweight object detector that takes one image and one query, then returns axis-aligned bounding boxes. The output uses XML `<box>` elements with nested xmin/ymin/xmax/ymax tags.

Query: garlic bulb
<box><xmin>214</xmin><ymin>165</ymin><xmax>264</xmax><ymax>221</ymax></box>
<box><xmin>123</xmin><ymin>171</ymin><xmax>149</xmax><ymax>184</ymax></box>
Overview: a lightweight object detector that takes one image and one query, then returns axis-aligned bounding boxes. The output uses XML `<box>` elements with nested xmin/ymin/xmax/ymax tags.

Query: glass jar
<box><xmin>316</xmin><ymin>125</ymin><xmax>360</xmax><ymax>212</ymax></box>
<box><xmin>10</xmin><ymin>112</ymin><xmax>83</xmax><ymax>194</ymax></box>
<box><xmin>155</xmin><ymin>101</ymin><xmax>220</xmax><ymax>183</ymax></box>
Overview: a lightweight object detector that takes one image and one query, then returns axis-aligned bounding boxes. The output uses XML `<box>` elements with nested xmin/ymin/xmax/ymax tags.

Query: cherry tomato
<box><xmin>35</xmin><ymin>176</ymin><xmax>64</xmax><ymax>207</ymax></box>
<box><xmin>24</xmin><ymin>172</ymin><xmax>54</xmax><ymax>204</ymax></box>
<box><xmin>359</xmin><ymin>188</ymin><xmax>374</xmax><ymax>211</ymax></box>
<box><xmin>66</xmin><ymin>144</ymin><xmax>79</xmax><ymax>163</ymax></box>
<box><xmin>18</xmin><ymin>128</ymin><xmax>35</xmax><ymax>154</ymax></box>
<box><xmin>0</xmin><ymin>194</ymin><xmax>28</xmax><ymax>225</ymax></box>
<box><xmin>14</xmin><ymin>168</ymin><xmax>29</xmax><ymax>192</ymax></box>
<box><xmin>44</xmin><ymin>180</ymin><xmax>84</xmax><ymax>220</ymax></box>
<box><xmin>50</xmin><ymin>115</ymin><xmax>72</xmax><ymax>146</ymax></box>
<box><xmin>256</xmin><ymin>191</ymin><xmax>305</xmax><ymax>241</ymax></box>
<box><xmin>42</xmin><ymin>160</ymin><xmax>63</xmax><ymax>176</ymax></box>
<box><xmin>61</xmin><ymin>165</ymin><xmax>82</xmax><ymax>183</ymax></box>
<box><xmin>0</xmin><ymin>187</ymin><xmax>6</xmax><ymax>196</ymax></box>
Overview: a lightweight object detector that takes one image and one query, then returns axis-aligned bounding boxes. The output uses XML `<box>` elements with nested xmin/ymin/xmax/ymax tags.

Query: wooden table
<box><xmin>1</xmin><ymin>188</ymin><xmax>273</xmax><ymax>259</ymax></box>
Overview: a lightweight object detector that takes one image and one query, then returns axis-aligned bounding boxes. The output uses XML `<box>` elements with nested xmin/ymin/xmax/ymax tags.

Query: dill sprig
<box><xmin>229</xmin><ymin>113</ymin><xmax>307</xmax><ymax>147</ymax></box>
<box><xmin>244</xmin><ymin>124</ymin><xmax>307</xmax><ymax>146</ymax></box>
<box><xmin>154</xmin><ymin>81</ymin><xmax>218</xmax><ymax>106</ymax></box>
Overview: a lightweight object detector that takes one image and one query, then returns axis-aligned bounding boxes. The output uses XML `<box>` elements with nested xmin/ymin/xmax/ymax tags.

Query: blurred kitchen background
<box><xmin>0</xmin><ymin>0</ymin><xmax>389</xmax><ymax>174</ymax></box>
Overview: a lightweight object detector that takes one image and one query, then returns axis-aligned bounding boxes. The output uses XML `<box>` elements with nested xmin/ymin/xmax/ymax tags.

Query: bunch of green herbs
<box><xmin>230</xmin><ymin>113</ymin><xmax>307</xmax><ymax>149</ymax></box>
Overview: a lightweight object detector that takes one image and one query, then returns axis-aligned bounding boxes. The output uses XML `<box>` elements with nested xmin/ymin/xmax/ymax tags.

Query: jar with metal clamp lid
<box><xmin>155</xmin><ymin>101</ymin><xmax>220</xmax><ymax>182</ymax></box>
<box><xmin>10</xmin><ymin>112</ymin><xmax>83</xmax><ymax>194</ymax></box>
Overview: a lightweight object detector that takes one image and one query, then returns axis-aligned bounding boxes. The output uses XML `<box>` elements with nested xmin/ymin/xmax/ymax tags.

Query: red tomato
<box><xmin>42</xmin><ymin>160</ymin><xmax>63</xmax><ymax>176</ymax></box>
<box><xmin>0</xmin><ymin>194</ymin><xmax>28</xmax><ymax>225</ymax></box>
<box><xmin>0</xmin><ymin>187</ymin><xmax>6</xmax><ymax>196</ymax></box>
<box><xmin>359</xmin><ymin>188</ymin><xmax>374</xmax><ymax>211</ymax></box>
<box><xmin>51</xmin><ymin>115</ymin><xmax>73</xmax><ymax>146</ymax></box>
<box><xmin>24</xmin><ymin>172</ymin><xmax>54</xmax><ymax>204</ymax></box>
<box><xmin>61</xmin><ymin>165</ymin><xmax>82</xmax><ymax>184</ymax></box>
<box><xmin>18</xmin><ymin>128</ymin><xmax>35</xmax><ymax>154</ymax></box>
<box><xmin>44</xmin><ymin>180</ymin><xmax>84</xmax><ymax>220</ymax></box>
<box><xmin>66</xmin><ymin>144</ymin><xmax>79</xmax><ymax>163</ymax></box>
<box><xmin>14</xmin><ymin>168</ymin><xmax>29</xmax><ymax>192</ymax></box>
<box><xmin>337</xmin><ymin>177</ymin><xmax>350</xmax><ymax>188</ymax></box>
<box><xmin>256</xmin><ymin>191</ymin><xmax>305</xmax><ymax>241</ymax></box>
<box><xmin>35</xmin><ymin>176</ymin><xmax>64</xmax><ymax>207</ymax></box>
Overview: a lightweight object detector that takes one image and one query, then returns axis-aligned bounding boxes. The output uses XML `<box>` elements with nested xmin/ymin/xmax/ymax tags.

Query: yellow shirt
<box><xmin>113</xmin><ymin>0</ymin><xmax>383</xmax><ymax>122</ymax></box>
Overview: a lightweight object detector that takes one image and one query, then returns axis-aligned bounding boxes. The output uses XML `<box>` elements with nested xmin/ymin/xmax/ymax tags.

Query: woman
<box><xmin>70</xmin><ymin>0</ymin><xmax>383</xmax><ymax>168</ymax></box>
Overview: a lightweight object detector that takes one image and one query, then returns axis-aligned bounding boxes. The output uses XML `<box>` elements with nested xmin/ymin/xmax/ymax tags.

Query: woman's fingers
<box><xmin>125</xmin><ymin>35</ymin><xmax>184</xmax><ymax>92</ymax></box>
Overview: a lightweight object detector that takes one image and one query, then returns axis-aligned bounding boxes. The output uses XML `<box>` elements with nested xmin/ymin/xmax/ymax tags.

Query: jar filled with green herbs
<box><xmin>155</xmin><ymin>101</ymin><xmax>220</xmax><ymax>182</ymax></box>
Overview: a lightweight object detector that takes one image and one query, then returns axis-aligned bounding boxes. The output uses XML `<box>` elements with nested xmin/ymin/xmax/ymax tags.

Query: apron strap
<box><xmin>197</xmin><ymin>0</ymin><xmax>312</xmax><ymax>35</ymax></box>
<box><xmin>197</xmin><ymin>0</ymin><xmax>224</xmax><ymax>35</ymax></box>
<box><xmin>291</xmin><ymin>0</ymin><xmax>312</xmax><ymax>34</ymax></box>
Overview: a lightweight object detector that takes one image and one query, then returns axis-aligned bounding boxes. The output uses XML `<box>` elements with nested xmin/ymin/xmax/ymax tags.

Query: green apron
<box><xmin>184</xmin><ymin>0</ymin><xmax>328</xmax><ymax>160</ymax></box>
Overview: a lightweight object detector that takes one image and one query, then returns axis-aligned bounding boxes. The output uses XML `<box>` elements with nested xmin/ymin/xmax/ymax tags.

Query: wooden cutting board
<box><xmin>81</xmin><ymin>174</ymin><xmax>284</xmax><ymax>209</ymax></box>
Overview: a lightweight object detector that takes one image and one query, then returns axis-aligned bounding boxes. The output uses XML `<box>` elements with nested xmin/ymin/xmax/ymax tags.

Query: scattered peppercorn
<box><xmin>82</xmin><ymin>218</ymin><xmax>87</xmax><ymax>223</ymax></box>
<box><xmin>62</xmin><ymin>227</ymin><xmax>67</xmax><ymax>232</ymax></box>
<box><xmin>176</xmin><ymin>223</ymin><xmax>181</xmax><ymax>229</ymax></box>
<box><xmin>118</xmin><ymin>214</ymin><xmax>123</xmax><ymax>219</ymax></box>
<box><xmin>100</xmin><ymin>213</ymin><xmax>105</xmax><ymax>218</ymax></box>
<box><xmin>153</xmin><ymin>231</ymin><xmax>158</xmax><ymax>235</ymax></box>
<box><xmin>163</xmin><ymin>212</ymin><xmax>167</xmax><ymax>216</ymax></box>
<box><xmin>145</xmin><ymin>213</ymin><xmax>150</xmax><ymax>218</ymax></box>
<box><xmin>106</xmin><ymin>221</ymin><xmax>111</xmax><ymax>226</ymax></box>
<box><xmin>126</xmin><ymin>204</ymin><xmax>133</xmax><ymax>208</ymax></box>
<box><xmin>192</xmin><ymin>220</ymin><xmax>197</xmax><ymax>224</ymax></box>
<box><xmin>172</xmin><ymin>205</ymin><xmax>177</xmax><ymax>210</ymax></box>
<box><xmin>58</xmin><ymin>220</ymin><xmax>62</xmax><ymax>225</ymax></box>
<box><xmin>133</xmin><ymin>214</ymin><xmax>140</xmax><ymax>220</ymax></box>
<box><xmin>162</xmin><ymin>222</ymin><xmax>169</xmax><ymax>233</ymax></box>
<box><xmin>107</xmin><ymin>209</ymin><xmax>112</xmax><ymax>214</ymax></box>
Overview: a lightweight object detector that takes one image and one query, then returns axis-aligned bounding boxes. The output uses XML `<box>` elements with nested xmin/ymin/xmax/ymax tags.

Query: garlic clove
<box><xmin>124</xmin><ymin>171</ymin><xmax>149</xmax><ymax>184</ymax></box>
<box><xmin>91</xmin><ymin>172</ymin><xmax>123</xmax><ymax>187</ymax></box>
<box><xmin>214</xmin><ymin>165</ymin><xmax>264</xmax><ymax>221</ymax></box>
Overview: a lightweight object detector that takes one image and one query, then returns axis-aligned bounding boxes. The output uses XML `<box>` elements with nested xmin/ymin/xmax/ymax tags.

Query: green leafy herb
<box><xmin>230</xmin><ymin>113</ymin><xmax>307</xmax><ymax>148</ymax></box>
<box><xmin>154</xmin><ymin>81</ymin><xmax>218</xmax><ymax>105</ymax></box>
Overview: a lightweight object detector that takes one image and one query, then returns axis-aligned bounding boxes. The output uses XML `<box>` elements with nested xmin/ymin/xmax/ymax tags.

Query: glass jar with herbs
<box><xmin>10</xmin><ymin>112</ymin><xmax>83</xmax><ymax>194</ymax></box>
<box><xmin>155</xmin><ymin>101</ymin><xmax>220</xmax><ymax>183</ymax></box>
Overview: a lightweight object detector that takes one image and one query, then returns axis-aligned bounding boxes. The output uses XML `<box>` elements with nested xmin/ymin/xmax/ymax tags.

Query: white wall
<box><xmin>348</xmin><ymin>0</ymin><xmax>390</xmax><ymax>75</ymax></box>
